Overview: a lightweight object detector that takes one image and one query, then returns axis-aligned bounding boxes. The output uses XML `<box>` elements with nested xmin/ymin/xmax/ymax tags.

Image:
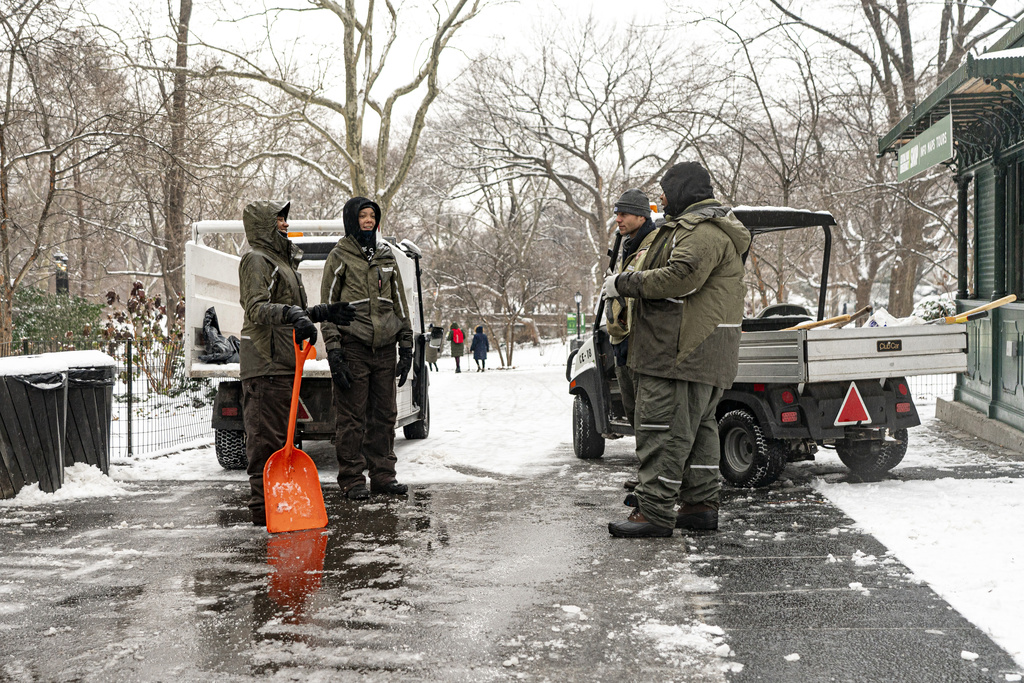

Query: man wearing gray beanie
<box><xmin>607</xmin><ymin>188</ymin><xmax>657</xmax><ymax>434</ymax></box>
<box><xmin>602</xmin><ymin>162</ymin><xmax>750</xmax><ymax>538</ymax></box>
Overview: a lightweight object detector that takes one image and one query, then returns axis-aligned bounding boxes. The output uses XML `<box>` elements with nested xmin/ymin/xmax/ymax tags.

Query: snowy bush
<box><xmin>912</xmin><ymin>296</ymin><xmax>956</xmax><ymax>322</ymax></box>
<box><xmin>103</xmin><ymin>281</ymin><xmax>184</xmax><ymax>342</ymax></box>
<box><xmin>13</xmin><ymin>286</ymin><xmax>104</xmax><ymax>342</ymax></box>
<box><xmin>103</xmin><ymin>282</ymin><xmax>189</xmax><ymax>396</ymax></box>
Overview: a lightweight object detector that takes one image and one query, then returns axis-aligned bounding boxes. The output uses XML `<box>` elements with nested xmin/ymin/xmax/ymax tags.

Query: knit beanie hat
<box><xmin>613</xmin><ymin>188</ymin><xmax>651</xmax><ymax>218</ymax></box>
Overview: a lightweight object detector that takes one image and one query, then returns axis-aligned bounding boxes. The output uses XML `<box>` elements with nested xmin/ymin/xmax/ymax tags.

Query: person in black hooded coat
<box><xmin>319</xmin><ymin>197</ymin><xmax>414</xmax><ymax>500</ymax></box>
<box><xmin>470</xmin><ymin>325</ymin><xmax>489</xmax><ymax>371</ymax></box>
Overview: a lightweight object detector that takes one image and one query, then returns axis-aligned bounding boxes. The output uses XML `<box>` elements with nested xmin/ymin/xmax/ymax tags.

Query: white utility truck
<box><xmin>567</xmin><ymin>207</ymin><xmax>969</xmax><ymax>487</ymax></box>
<box><xmin>185</xmin><ymin>220</ymin><xmax>431</xmax><ymax>469</ymax></box>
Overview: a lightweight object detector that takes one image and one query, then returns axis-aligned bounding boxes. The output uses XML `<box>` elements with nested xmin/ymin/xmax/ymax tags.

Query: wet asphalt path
<box><xmin>1</xmin><ymin>439</ymin><xmax>1022</xmax><ymax>682</ymax></box>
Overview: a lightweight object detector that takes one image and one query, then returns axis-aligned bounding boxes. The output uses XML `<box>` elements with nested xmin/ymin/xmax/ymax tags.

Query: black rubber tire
<box><xmin>573</xmin><ymin>393</ymin><xmax>605</xmax><ymax>459</ymax></box>
<box><xmin>215</xmin><ymin>429</ymin><xmax>247</xmax><ymax>470</ymax></box>
<box><xmin>718</xmin><ymin>409</ymin><xmax>788</xmax><ymax>488</ymax></box>
<box><xmin>836</xmin><ymin>428</ymin><xmax>908</xmax><ymax>478</ymax></box>
<box><xmin>403</xmin><ymin>391</ymin><xmax>430</xmax><ymax>439</ymax></box>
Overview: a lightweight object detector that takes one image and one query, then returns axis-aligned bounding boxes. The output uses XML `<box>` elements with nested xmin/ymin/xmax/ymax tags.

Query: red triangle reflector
<box><xmin>835</xmin><ymin>382</ymin><xmax>871</xmax><ymax>426</ymax></box>
<box><xmin>295</xmin><ymin>396</ymin><xmax>313</xmax><ymax>422</ymax></box>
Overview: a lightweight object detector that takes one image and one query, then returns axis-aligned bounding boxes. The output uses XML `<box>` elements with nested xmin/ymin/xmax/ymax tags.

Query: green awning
<box><xmin>878</xmin><ymin>51</ymin><xmax>1024</xmax><ymax>169</ymax></box>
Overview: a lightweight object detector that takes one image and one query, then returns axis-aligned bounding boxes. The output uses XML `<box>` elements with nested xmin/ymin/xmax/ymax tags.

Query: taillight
<box><xmin>221</xmin><ymin>406</ymin><xmax>239</xmax><ymax>417</ymax></box>
<box><xmin>781</xmin><ymin>410</ymin><xmax>799</xmax><ymax>423</ymax></box>
<box><xmin>896</xmin><ymin>402</ymin><xmax>912</xmax><ymax>414</ymax></box>
<box><xmin>754</xmin><ymin>383</ymin><xmax>765</xmax><ymax>392</ymax></box>
<box><xmin>898</xmin><ymin>382</ymin><xmax>908</xmax><ymax>396</ymax></box>
<box><xmin>781</xmin><ymin>390</ymin><xmax>795</xmax><ymax>404</ymax></box>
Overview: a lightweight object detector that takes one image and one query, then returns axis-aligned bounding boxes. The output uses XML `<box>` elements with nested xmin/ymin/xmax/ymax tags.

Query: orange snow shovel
<box><xmin>264</xmin><ymin>333</ymin><xmax>328</xmax><ymax>533</ymax></box>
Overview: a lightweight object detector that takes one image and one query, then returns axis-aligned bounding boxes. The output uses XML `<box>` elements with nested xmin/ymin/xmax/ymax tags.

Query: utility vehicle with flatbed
<box><xmin>567</xmin><ymin>207</ymin><xmax>968</xmax><ymax>487</ymax></box>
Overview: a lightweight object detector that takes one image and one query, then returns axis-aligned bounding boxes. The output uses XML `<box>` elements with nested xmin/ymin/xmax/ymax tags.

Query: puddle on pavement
<box><xmin>190</xmin><ymin>489</ymin><xmax>437</xmax><ymax>673</ymax></box>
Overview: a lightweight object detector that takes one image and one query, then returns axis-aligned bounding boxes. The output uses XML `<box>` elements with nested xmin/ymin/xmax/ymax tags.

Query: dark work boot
<box><xmin>675</xmin><ymin>503</ymin><xmax>719</xmax><ymax>531</ymax></box>
<box><xmin>623</xmin><ymin>493</ymin><xmax>638</xmax><ymax>508</ymax></box>
<box><xmin>608</xmin><ymin>508</ymin><xmax>672</xmax><ymax>538</ymax></box>
<box><xmin>251</xmin><ymin>508</ymin><xmax>266</xmax><ymax>527</ymax></box>
<box><xmin>370</xmin><ymin>480</ymin><xmax>408</xmax><ymax>495</ymax></box>
<box><xmin>345</xmin><ymin>484</ymin><xmax>370</xmax><ymax>501</ymax></box>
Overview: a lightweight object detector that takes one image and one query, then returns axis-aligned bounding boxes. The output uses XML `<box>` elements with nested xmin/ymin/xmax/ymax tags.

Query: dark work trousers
<box><xmin>333</xmin><ymin>341</ymin><xmax>399</xmax><ymax>492</ymax></box>
<box><xmin>633</xmin><ymin>375</ymin><xmax>723</xmax><ymax>529</ymax></box>
<box><xmin>242</xmin><ymin>375</ymin><xmax>293</xmax><ymax>520</ymax></box>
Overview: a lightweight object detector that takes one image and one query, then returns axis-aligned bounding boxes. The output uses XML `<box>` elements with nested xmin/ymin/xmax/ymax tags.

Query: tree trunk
<box><xmin>160</xmin><ymin>0</ymin><xmax>192</xmax><ymax>304</ymax></box>
<box><xmin>0</xmin><ymin>289</ymin><xmax>12</xmax><ymax>354</ymax></box>
<box><xmin>73</xmin><ymin>163</ymin><xmax>88</xmax><ymax>297</ymax></box>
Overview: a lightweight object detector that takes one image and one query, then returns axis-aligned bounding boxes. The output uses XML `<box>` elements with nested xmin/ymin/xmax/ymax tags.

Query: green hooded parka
<box><xmin>238</xmin><ymin>200</ymin><xmax>308</xmax><ymax>381</ymax></box>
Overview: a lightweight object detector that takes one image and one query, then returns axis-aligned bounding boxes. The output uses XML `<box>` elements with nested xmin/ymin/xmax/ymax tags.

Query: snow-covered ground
<box><xmin>3</xmin><ymin>339</ymin><xmax>1022</xmax><ymax>670</ymax></box>
<box><xmin>813</xmin><ymin>397</ymin><xmax>1024</xmax><ymax>669</ymax></box>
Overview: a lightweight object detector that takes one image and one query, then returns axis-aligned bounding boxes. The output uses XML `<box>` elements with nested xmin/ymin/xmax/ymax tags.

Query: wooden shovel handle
<box><xmin>936</xmin><ymin>294</ymin><xmax>1016</xmax><ymax>324</ymax></box>
<box><xmin>831</xmin><ymin>305</ymin><xmax>873</xmax><ymax>329</ymax></box>
<box><xmin>783</xmin><ymin>314</ymin><xmax>851</xmax><ymax>331</ymax></box>
<box><xmin>285</xmin><ymin>333</ymin><xmax>317</xmax><ymax>452</ymax></box>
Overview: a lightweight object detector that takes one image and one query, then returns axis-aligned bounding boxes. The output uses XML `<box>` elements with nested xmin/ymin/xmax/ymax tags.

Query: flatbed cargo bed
<box><xmin>736</xmin><ymin>324</ymin><xmax>968</xmax><ymax>384</ymax></box>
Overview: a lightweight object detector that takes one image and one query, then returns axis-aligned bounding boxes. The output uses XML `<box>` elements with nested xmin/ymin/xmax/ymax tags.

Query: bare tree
<box><xmin>451</xmin><ymin>18</ymin><xmax>715</xmax><ymax>295</ymax></box>
<box><xmin>141</xmin><ymin>0</ymin><xmax>486</xmax><ymax>218</ymax></box>
<box><xmin>157</xmin><ymin>0</ymin><xmax>192</xmax><ymax>302</ymax></box>
<box><xmin>763</xmin><ymin>0</ymin><xmax>1022</xmax><ymax>315</ymax></box>
<box><xmin>679</xmin><ymin>10</ymin><xmax>832</xmax><ymax>310</ymax></box>
<box><xmin>0</xmin><ymin>0</ymin><xmax>128</xmax><ymax>348</ymax></box>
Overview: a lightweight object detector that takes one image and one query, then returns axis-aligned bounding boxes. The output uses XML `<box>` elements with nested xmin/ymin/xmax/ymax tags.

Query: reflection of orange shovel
<box><xmin>264</xmin><ymin>333</ymin><xmax>328</xmax><ymax>533</ymax></box>
<box><xmin>267</xmin><ymin>529</ymin><xmax>328</xmax><ymax>613</ymax></box>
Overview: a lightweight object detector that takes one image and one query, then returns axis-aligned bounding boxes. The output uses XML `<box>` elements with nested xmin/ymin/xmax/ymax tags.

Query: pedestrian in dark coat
<box><xmin>425</xmin><ymin>325</ymin><xmax>440</xmax><ymax>372</ymax></box>
<box><xmin>447</xmin><ymin>322</ymin><xmax>465</xmax><ymax>373</ymax></box>
<box><xmin>470</xmin><ymin>325</ymin><xmax>489</xmax><ymax>371</ymax></box>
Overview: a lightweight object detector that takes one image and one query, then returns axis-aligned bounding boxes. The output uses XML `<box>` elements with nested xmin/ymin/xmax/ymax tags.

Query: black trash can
<box><xmin>65</xmin><ymin>363</ymin><xmax>115</xmax><ymax>475</ymax></box>
<box><xmin>0</xmin><ymin>369</ymin><xmax>67</xmax><ymax>499</ymax></box>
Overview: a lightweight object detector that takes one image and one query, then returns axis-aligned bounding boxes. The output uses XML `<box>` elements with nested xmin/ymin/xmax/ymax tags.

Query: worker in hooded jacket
<box><xmin>602</xmin><ymin>163</ymin><xmax>751</xmax><ymax>538</ymax></box>
<box><xmin>320</xmin><ymin>196</ymin><xmax>414</xmax><ymax>500</ymax></box>
<box><xmin>238</xmin><ymin>200</ymin><xmax>355</xmax><ymax>527</ymax></box>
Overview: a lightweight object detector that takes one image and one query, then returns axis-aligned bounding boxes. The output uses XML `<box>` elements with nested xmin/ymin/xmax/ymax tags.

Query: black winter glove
<box><xmin>307</xmin><ymin>302</ymin><xmax>356</xmax><ymax>326</ymax></box>
<box><xmin>327</xmin><ymin>348</ymin><xmax>353</xmax><ymax>392</ymax></box>
<box><xmin>396</xmin><ymin>346</ymin><xmax>413</xmax><ymax>388</ymax></box>
<box><xmin>283</xmin><ymin>305</ymin><xmax>317</xmax><ymax>347</ymax></box>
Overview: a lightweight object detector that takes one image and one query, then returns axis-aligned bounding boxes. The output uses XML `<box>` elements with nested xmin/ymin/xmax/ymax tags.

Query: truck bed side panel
<box><xmin>735</xmin><ymin>330</ymin><xmax>805</xmax><ymax>383</ymax></box>
<box><xmin>804</xmin><ymin>325</ymin><xmax>967</xmax><ymax>382</ymax></box>
<box><xmin>734</xmin><ymin>324</ymin><xmax>967</xmax><ymax>384</ymax></box>
<box><xmin>185</xmin><ymin>242</ymin><xmax>243</xmax><ymax>377</ymax></box>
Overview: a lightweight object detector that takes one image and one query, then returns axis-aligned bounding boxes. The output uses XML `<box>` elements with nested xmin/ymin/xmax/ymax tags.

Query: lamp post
<box><xmin>574</xmin><ymin>291</ymin><xmax>582</xmax><ymax>339</ymax></box>
<box><xmin>54</xmin><ymin>251</ymin><xmax>68</xmax><ymax>295</ymax></box>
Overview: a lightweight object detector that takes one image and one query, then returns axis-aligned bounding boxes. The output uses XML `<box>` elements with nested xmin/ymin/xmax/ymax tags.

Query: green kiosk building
<box><xmin>879</xmin><ymin>22</ymin><xmax>1024</xmax><ymax>448</ymax></box>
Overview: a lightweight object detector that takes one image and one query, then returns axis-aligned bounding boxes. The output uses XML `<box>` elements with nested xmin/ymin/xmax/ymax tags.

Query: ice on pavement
<box><xmin>2</xmin><ymin>340</ymin><xmax>1023</xmax><ymax>670</ymax></box>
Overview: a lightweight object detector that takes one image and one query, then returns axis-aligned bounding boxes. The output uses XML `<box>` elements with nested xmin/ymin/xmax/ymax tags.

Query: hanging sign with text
<box><xmin>897</xmin><ymin>115</ymin><xmax>953</xmax><ymax>181</ymax></box>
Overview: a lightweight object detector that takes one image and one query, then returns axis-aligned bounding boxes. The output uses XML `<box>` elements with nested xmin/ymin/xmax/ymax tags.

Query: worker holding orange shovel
<box><xmin>238</xmin><ymin>200</ymin><xmax>355</xmax><ymax>527</ymax></box>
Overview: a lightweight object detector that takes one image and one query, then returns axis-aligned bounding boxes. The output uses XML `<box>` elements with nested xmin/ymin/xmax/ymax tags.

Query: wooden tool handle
<box><xmin>783</xmin><ymin>314</ymin><xmax>851</xmax><ymax>331</ymax></box>
<box><xmin>831</xmin><ymin>305</ymin><xmax>872</xmax><ymax>329</ymax></box>
<box><xmin>940</xmin><ymin>294</ymin><xmax>1016</xmax><ymax>323</ymax></box>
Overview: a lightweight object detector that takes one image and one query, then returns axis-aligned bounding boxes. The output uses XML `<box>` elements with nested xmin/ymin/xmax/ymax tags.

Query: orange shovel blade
<box><xmin>264</xmin><ymin>446</ymin><xmax>328</xmax><ymax>533</ymax></box>
<box><xmin>264</xmin><ymin>333</ymin><xmax>326</xmax><ymax>534</ymax></box>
